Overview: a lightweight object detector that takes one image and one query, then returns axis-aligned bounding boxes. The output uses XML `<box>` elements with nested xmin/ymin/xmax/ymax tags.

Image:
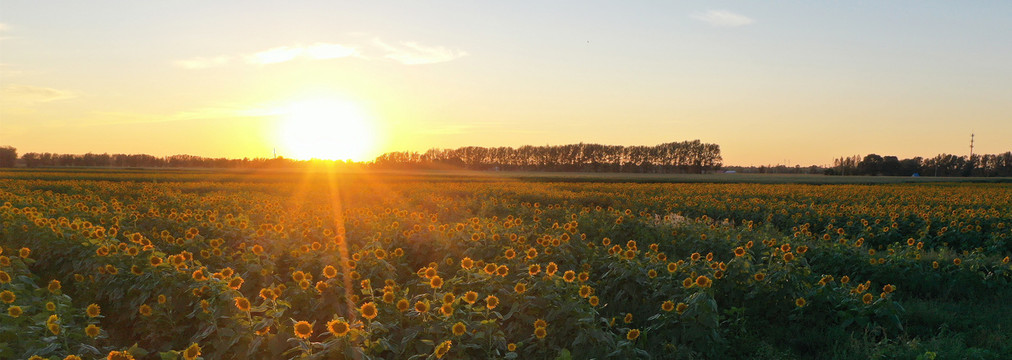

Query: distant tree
<box><xmin>858</xmin><ymin>154</ymin><xmax>884</xmax><ymax>175</ymax></box>
<box><xmin>0</xmin><ymin>146</ymin><xmax>17</xmax><ymax>168</ymax></box>
<box><xmin>881</xmin><ymin>156</ymin><xmax>901</xmax><ymax>176</ymax></box>
<box><xmin>899</xmin><ymin>157</ymin><xmax>922</xmax><ymax>176</ymax></box>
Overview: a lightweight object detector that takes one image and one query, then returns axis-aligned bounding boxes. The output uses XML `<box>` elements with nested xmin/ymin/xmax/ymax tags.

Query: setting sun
<box><xmin>277</xmin><ymin>99</ymin><xmax>375</xmax><ymax>161</ymax></box>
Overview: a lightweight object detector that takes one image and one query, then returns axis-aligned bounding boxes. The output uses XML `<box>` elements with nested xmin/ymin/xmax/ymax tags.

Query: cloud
<box><xmin>691</xmin><ymin>10</ymin><xmax>754</xmax><ymax>27</ymax></box>
<box><xmin>1</xmin><ymin>84</ymin><xmax>76</xmax><ymax>104</ymax></box>
<box><xmin>245</xmin><ymin>43</ymin><xmax>358</xmax><ymax>64</ymax></box>
<box><xmin>373</xmin><ymin>40</ymin><xmax>468</xmax><ymax>65</ymax></box>
<box><xmin>174</xmin><ymin>56</ymin><xmax>230</xmax><ymax>69</ymax></box>
<box><xmin>246</xmin><ymin>46</ymin><xmax>305</xmax><ymax>65</ymax></box>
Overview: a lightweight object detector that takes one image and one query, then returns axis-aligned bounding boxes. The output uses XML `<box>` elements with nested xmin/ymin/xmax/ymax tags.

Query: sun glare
<box><xmin>277</xmin><ymin>99</ymin><xmax>375</xmax><ymax>161</ymax></box>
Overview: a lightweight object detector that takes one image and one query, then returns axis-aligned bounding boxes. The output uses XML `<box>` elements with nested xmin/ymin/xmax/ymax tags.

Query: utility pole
<box><xmin>969</xmin><ymin>133</ymin><xmax>974</xmax><ymax>158</ymax></box>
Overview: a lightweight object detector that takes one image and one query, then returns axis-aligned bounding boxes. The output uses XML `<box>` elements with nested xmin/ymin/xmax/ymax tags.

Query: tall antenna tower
<box><xmin>969</xmin><ymin>133</ymin><xmax>974</xmax><ymax>158</ymax></box>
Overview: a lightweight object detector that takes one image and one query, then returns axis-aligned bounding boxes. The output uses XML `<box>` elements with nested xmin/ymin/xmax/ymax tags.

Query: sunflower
<box><xmin>259</xmin><ymin>288</ymin><xmax>277</xmax><ymax>301</ymax></box>
<box><xmin>676</xmin><ymin>302</ymin><xmax>688</xmax><ymax>314</ymax></box>
<box><xmin>46</xmin><ymin>302</ymin><xmax>56</xmax><ymax>311</ymax></box>
<box><xmin>460</xmin><ymin>257</ymin><xmax>474</xmax><ymax>270</ymax></box>
<box><xmin>49</xmin><ymin>322</ymin><xmax>61</xmax><ymax>335</ymax></box>
<box><xmin>322</xmin><ymin>265</ymin><xmax>338</xmax><ymax>279</ymax></box>
<box><xmin>83</xmin><ymin>303</ymin><xmax>101</xmax><ymax>317</ymax></box>
<box><xmin>360</xmin><ymin>302</ymin><xmax>378</xmax><ymax>320</ymax></box>
<box><xmin>106</xmin><ymin>350</ymin><xmax>135</xmax><ymax>360</ymax></box>
<box><xmin>327</xmin><ymin>319</ymin><xmax>350</xmax><ymax>336</ymax></box>
<box><xmin>234</xmin><ymin>297</ymin><xmax>251</xmax><ymax>312</ymax></box>
<box><xmin>795</xmin><ymin>298</ymin><xmax>806</xmax><ymax>308</ymax></box>
<box><xmin>526</xmin><ymin>247</ymin><xmax>538</xmax><ymax>259</ymax></box>
<box><xmin>48</xmin><ymin>279</ymin><xmax>62</xmax><ymax>294</ymax></box>
<box><xmin>578</xmin><ymin>272</ymin><xmax>590</xmax><ymax>282</ymax></box>
<box><xmin>734</xmin><ymin>247</ymin><xmax>745</xmax><ymax>257</ymax></box>
<box><xmin>452</xmin><ymin>322</ymin><xmax>466</xmax><ymax>336</ymax></box>
<box><xmin>695</xmin><ymin>275</ymin><xmax>711</xmax><ymax>288</ymax></box>
<box><xmin>578</xmin><ymin>285</ymin><xmax>592</xmax><ymax>298</ymax></box>
<box><xmin>528</xmin><ymin>264</ymin><xmax>541</xmax><ymax>276</ymax></box>
<box><xmin>440</xmin><ymin>303</ymin><xmax>454</xmax><ymax>317</ymax></box>
<box><xmin>429</xmin><ymin>276</ymin><xmax>444</xmax><ymax>289</ymax></box>
<box><xmin>496</xmin><ymin>265</ymin><xmax>509</xmax><ymax>277</ymax></box>
<box><xmin>65</xmin><ymin>356</ymin><xmax>82</xmax><ymax>360</ymax></box>
<box><xmin>85</xmin><ymin>324</ymin><xmax>101</xmax><ymax>338</ymax></box>
<box><xmin>534</xmin><ymin>319</ymin><xmax>547</xmax><ymax>328</ymax></box>
<box><xmin>783</xmin><ymin>253</ymin><xmax>795</xmax><ymax>262</ymax></box>
<box><xmin>397</xmin><ymin>299</ymin><xmax>410</xmax><ymax>312</ymax></box>
<box><xmin>627</xmin><ymin>329</ymin><xmax>640</xmax><ymax>341</ymax></box>
<box><xmin>182</xmin><ymin>343</ymin><xmax>201</xmax><ymax>360</ymax></box>
<box><xmin>464</xmin><ymin>291</ymin><xmax>479</xmax><ymax>304</ymax></box>
<box><xmin>690</xmin><ymin>252</ymin><xmax>701</xmax><ymax>261</ymax></box>
<box><xmin>862</xmin><ymin>293</ymin><xmax>874</xmax><ymax>304</ymax></box>
<box><xmin>7</xmin><ymin>305</ymin><xmax>22</xmax><ymax>317</ymax></box>
<box><xmin>666</xmin><ymin>262</ymin><xmax>678</xmax><ymax>273</ymax></box>
<box><xmin>589</xmin><ymin>296</ymin><xmax>600</xmax><ymax>306</ymax></box>
<box><xmin>293</xmin><ymin>320</ymin><xmax>313</xmax><ymax>339</ymax></box>
<box><xmin>563</xmin><ymin>270</ymin><xmax>576</xmax><ymax>282</ymax></box>
<box><xmin>228</xmin><ymin>277</ymin><xmax>244</xmax><ymax>290</ymax></box>
<box><xmin>953</xmin><ymin>258</ymin><xmax>962</xmax><ymax>266</ymax></box>
<box><xmin>415</xmin><ymin>300</ymin><xmax>430</xmax><ymax>313</ymax></box>
<box><xmin>534</xmin><ymin>326</ymin><xmax>547</xmax><ymax>339</ymax></box>
<box><xmin>19</xmin><ymin>247</ymin><xmax>30</xmax><ymax>258</ymax></box>
<box><xmin>507</xmin><ymin>343</ymin><xmax>517</xmax><ymax>352</ymax></box>
<box><xmin>485</xmin><ymin>295</ymin><xmax>499</xmax><ymax>310</ymax></box>
<box><xmin>546</xmin><ymin>262</ymin><xmax>558</xmax><ymax>276</ymax></box>
<box><xmin>138</xmin><ymin>304</ymin><xmax>152</xmax><ymax>316</ymax></box>
<box><xmin>0</xmin><ymin>270</ymin><xmax>11</xmax><ymax>284</ymax></box>
<box><xmin>434</xmin><ymin>340</ymin><xmax>452</xmax><ymax>359</ymax></box>
<box><xmin>515</xmin><ymin>282</ymin><xmax>528</xmax><ymax>294</ymax></box>
<box><xmin>425</xmin><ymin>267</ymin><xmax>438</xmax><ymax>279</ymax></box>
<box><xmin>661</xmin><ymin>300</ymin><xmax>675</xmax><ymax>312</ymax></box>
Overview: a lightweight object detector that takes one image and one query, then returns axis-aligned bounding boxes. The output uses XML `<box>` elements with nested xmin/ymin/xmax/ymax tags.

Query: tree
<box><xmin>0</xmin><ymin>146</ymin><xmax>17</xmax><ymax>168</ymax></box>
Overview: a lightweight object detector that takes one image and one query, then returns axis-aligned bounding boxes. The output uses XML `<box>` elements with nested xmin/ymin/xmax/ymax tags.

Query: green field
<box><xmin>1</xmin><ymin>169</ymin><xmax>1010</xmax><ymax>359</ymax></box>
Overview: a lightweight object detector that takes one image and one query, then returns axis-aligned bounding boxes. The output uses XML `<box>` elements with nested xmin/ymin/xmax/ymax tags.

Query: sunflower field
<box><xmin>1</xmin><ymin>169</ymin><xmax>1010</xmax><ymax>359</ymax></box>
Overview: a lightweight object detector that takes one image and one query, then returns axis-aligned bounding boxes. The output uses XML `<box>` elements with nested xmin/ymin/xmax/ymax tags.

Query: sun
<box><xmin>277</xmin><ymin>99</ymin><xmax>375</xmax><ymax>161</ymax></box>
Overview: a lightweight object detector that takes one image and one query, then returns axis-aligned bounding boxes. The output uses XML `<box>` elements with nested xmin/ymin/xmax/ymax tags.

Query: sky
<box><xmin>1</xmin><ymin>1</ymin><xmax>1010</xmax><ymax>165</ymax></box>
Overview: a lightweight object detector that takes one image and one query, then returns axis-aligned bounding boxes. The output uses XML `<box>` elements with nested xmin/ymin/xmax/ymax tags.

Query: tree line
<box><xmin>373</xmin><ymin>140</ymin><xmax>723</xmax><ymax>173</ymax></box>
<box><xmin>5</xmin><ymin>149</ymin><xmax>354</xmax><ymax>169</ymax></box>
<box><xmin>828</xmin><ymin>153</ymin><xmax>1012</xmax><ymax>177</ymax></box>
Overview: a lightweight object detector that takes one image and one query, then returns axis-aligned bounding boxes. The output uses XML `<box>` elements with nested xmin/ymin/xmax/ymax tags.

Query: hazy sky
<box><xmin>2</xmin><ymin>1</ymin><xmax>1010</xmax><ymax>164</ymax></box>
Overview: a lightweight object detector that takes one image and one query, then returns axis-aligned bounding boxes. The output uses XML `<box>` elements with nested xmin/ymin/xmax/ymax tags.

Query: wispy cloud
<box><xmin>692</xmin><ymin>10</ymin><xmax>754</xmax><ymax>27</ymax></box>
<box><xmin>246</xmin><ymin>43</ymin><xmax>358</xmax><ymax>65</ymax></box>
<box><xmin>175</xmin><ymin>39</ymin><xmax>462</xmax><ymax>69</ymax></box>
<box><xmin>372</xmin><ymin>40</ymin><xmax>468</xmax><ymax>65</ymax></box>
<box><xmin>1</xmin><ymin>84</ymin><xmax>76</xmax><ymax>104</ymax></box>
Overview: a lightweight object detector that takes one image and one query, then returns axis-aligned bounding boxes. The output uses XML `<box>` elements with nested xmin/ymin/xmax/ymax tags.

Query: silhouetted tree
<box><xmin>0</xmin><ymin>146</ymin><xmax>16</xmax><ymax>168</ymax></box>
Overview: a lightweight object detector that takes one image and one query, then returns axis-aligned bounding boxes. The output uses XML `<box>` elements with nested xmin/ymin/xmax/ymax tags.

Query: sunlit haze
<box><xmin>1</xmin><ymin>2</ymin><xmax>1010</xmax><ymax>164</ymax></box>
